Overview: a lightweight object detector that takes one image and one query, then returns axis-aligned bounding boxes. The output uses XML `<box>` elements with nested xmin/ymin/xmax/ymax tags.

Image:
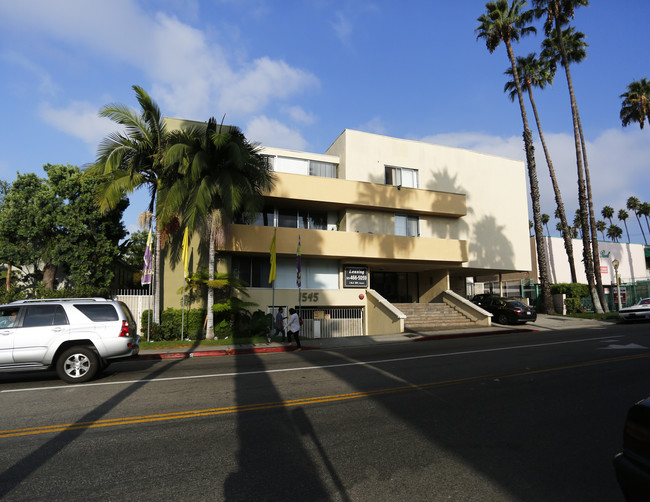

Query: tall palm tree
<box><xmin>476</xmin><ymin>0</ymin><xmax>554</xmax><ymax>314</ymax></box>
<box><xmin>86</xmin><ymin>85</ymin><xmax>171</xmax><ymax>323</ymax></box>
<box><xmin>504</xmin><ymin>52</ymin><xmax>577</xmax><ymax>282</ymax></box>
<box><xmin>620</xmin><ymin>78</ymin><xmax>650</xmax><ymax>130</ymax></box>
<box><xmin>607</xmin><ymin>224</ymin><xmax>622</xmax><ymax>244</ymax></box>
<box><xmin>162</xmin><ymin>118</ymin><xmax>274</xmax><ymax>338</ymax></box>
<box><xmin>639</xmin><ymin>202</ymin><xmax>650</xmax><ymax>235</ymax></box>
<box><xmin>626</xmin><ymin>196</ymin><xmax>647</xmax><ymax>244</ymax></box>
<box><xmin>596</xmin><ymin>220</ymin><xmax>606</xmax><ymax>240</ymax></box>
<box><xmin>541</xmin><ymin>213</ymin><xmax>550</xmax><ymax>236</ymax></box>
<box><xmin>534</xmin><ymin>0</ymin><xmax>603</xmax><ymax>313</ymax></box>
<box><xmin>618</xmin><ymin>209</ymin><xmax>630</xmax><ymax>243</ymax></box>
<box><xmin>601</xmin><ymin>206</ymin><xmax>614</xmax><ymax>226</ymax></box>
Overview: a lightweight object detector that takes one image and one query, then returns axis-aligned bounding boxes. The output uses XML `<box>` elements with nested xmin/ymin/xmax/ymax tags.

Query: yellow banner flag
<box><xmin>182</xmin><ymin>227</ymin><xmax>190</xmax><ymax>278</ymax></box>
<box><xmin>269</xmin><ymin>228</ymin><xmax>277</xmax><ymax>283</ymax></box>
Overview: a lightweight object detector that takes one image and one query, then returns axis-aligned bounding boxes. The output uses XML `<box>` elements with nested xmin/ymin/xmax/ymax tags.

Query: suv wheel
<box><xmin>56</xmin><ymin>347</ymin><xmax>99</xmax><ymax>383</ymax></box>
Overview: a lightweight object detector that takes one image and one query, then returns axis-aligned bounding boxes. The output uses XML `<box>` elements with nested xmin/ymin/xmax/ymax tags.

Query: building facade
<box><xmin>163</xmin><ymin>128</ymin><xmax>532</xmax><ymax>335</ymax></box>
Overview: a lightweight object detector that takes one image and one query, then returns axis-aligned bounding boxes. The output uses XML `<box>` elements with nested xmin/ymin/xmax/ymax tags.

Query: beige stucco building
<box><xmin>162</xmin><ymin>128</ymin><xmax>532</xmax><ymax>335</ymax></box>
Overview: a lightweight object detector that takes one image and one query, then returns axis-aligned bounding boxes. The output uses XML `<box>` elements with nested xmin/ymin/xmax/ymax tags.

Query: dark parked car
<box><xmin>614</xmin><ymin>396</ymin><xmax>650</xmax><ymax>501</ymax></box>
<box><xmin>471</xmin><ymin>295</ymin><xmax>536</xmax><ymax>324</ymax></box>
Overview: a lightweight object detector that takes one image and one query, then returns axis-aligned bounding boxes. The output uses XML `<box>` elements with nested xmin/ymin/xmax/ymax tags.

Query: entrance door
<box><xmin>370</xmin><ymin>272</ymin><xmax>415</xmax><ymax>303</ymax></box>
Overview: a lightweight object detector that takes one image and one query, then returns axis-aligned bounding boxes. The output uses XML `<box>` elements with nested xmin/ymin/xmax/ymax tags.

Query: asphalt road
<box><xmin>1</xmin><ymin>322</ymin><xmax>648</xmax><ymax>501</ymax></box>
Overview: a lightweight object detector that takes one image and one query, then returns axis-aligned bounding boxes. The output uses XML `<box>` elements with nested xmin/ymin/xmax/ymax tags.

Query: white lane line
<box><xmin>0</xmin><ymin>335</ymin><xmax>625</xmax><ymax>394</ymax></box>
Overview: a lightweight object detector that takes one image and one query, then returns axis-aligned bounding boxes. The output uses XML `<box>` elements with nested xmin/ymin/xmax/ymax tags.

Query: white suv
<box><xmin>0</xmin><ymin>298</ymin><xmax>139</xmax><ymax>383</ymax></box>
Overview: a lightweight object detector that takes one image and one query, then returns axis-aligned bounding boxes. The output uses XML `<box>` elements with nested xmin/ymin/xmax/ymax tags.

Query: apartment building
<box><xmin>162</xmin><ymin>128</ymin><xmax>532</xmax><ymax>335</ymax></box>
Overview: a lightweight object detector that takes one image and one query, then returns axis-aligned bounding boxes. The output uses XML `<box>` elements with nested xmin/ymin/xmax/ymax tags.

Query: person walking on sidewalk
<box><xmin>286</xmin><ymin>308</ymin><xmax>302</xmax><ymax>350</ymax></box>
<box><xmin>267</xmin><ymin>307</ymin><xmax>286</xmax><ymax>343</ymax></box>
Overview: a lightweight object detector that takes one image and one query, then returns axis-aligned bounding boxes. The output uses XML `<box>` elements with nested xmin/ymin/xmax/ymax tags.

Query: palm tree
<box><xmin>162</xmin><ymin>118</ymin><xmax>274</xmax><ymax>338</ymax></box>
<box><xmin>476</xmin><ymin>0</ymin><xmax>554</xmax><ymax>315</ymax></box>
<box><xmin>618</xmin><ymin>209</ymin><xmax>630</xmax><ymax>243</ymax></box>
<box><xmin>639</xmin><ymin>202</ymin><xmax>650</xmax><ymax>235</ymax></box>
<box><xmin>607</xmin><ymin>224</ymin><xmax>622</xmax><ymax>243</ymax></box>
<box><xmin>534</xmin><ymin>0</ymin><xmax>603</xmax><ymax>313</ymax></box>
<box><xmin>626</xmin><ymin>196</ymin><xmax>647</xmax><ymax>244</ymax></box>
<box><xmin>541</xmin><ymin>213</ymin><xmax>550</xmax><ymax>236</ymax></box>
<box><xmin>504</xmin><ymin>52</ymin><xmax>577</xmax><ymax>282</ymax></box>
<box><xmin>601</xmin><ymin>206</ymin><xmax>614</xmax><ymax>226</ymax></box>
<box><xmin>86</xmin><ymin>85</ymin><xmax>171</xmax><ymax>323</ymax></box>
<box><xmin>596</xmin><ymin>220</ymin><xmax>606</xmax><ymax>240</ymax></box>
<box><xmin>620</xmin><ymin>78</ymin><xmax>650</xmax><ymax>130</ymax></box>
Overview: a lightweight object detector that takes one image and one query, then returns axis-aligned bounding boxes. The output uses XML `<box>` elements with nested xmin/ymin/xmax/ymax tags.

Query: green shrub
<box><xmin>564</xmin><ymin>297</ymin><xmax>583</xmax><ymax>314</ymax></box>
<box><xmin>141</xmin><ymin>308</ymin><xmax>206</xmax><ymax>341</ymax></box>
<box><xmin>550</xmin><ymin>283</ymin><xmax>589</xmax><ymax>298</ymax></box>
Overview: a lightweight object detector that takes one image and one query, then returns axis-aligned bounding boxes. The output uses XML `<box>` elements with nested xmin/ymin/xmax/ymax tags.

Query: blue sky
<box><xmin>0</xmin><ymin>0</ymin><xmax>648</xmax><ymax>242</ymax></box>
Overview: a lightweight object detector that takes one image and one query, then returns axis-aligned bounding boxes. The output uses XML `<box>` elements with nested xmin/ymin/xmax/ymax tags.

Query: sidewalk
<box><xmin>136</xmin><ymin>314</ymin><xmax>615</xmax><ymax>361</ymax></box>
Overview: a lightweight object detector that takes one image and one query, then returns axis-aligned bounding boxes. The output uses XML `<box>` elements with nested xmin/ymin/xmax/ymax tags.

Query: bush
<box><xmin>564</xmin><ymin>298</ymin><xmax>583</xmax><ymax>314</ymax></box>
<box><xmin>141</xmin><ymin>308</ymin><xmax>206</xmax><ymax>341</ymax></box>
<box><xmin>550</xmin><ymin>283</ymin><xmax>589</xmax><ymax>298</ymax></box>
<box><xmin>551</xmin><ymin>283</ymin><xmax>588</xmax><ymax>315</ymax></box>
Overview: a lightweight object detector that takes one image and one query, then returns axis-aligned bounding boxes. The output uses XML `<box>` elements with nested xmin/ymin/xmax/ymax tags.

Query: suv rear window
<box><xmin>74</xmin><ymin>304</ymin><xmax>119</xmax><ymax>322</ymax></box>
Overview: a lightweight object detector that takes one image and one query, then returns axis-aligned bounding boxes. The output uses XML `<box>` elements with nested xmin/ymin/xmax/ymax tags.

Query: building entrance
<box><xmin>370</xmin><ymin>272</ymin><xmax>418</xmax><ymax>303</ymax></box>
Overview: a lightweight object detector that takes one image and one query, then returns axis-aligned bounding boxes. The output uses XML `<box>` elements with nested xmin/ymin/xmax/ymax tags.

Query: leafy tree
<box><xmin>476</xmin><ymin>0</ymin><xmax>554</xmax><ymax>314</ymax></box>
<box><xmin>120</xmin><ymin>229</ymin><xmax>149</xmax><ymax>268</ymax></box>
<box><xmin>618</xmin><ymin>209</ymin><xmax>630</xmax><ymax>243</ymax></box>
<box><xmin>620</xmin><ymin>78</ymin><xmax>650</xmax><ymax>130</ymax></box>
<box><xmin>601</xmin><ymin>205</ymin><xmax>614</xmax><ymax>226</ymax></box>
<box><xmin>163</xmin><ymin>118</ymin><xmax>274</xmax><ymax>338</ymax></box>
<box><xmin>505</xmin><ymin>52</ymin><xmax>577</xmax><ymax>282</ymax></box>
<box><xmin>534</xmin><ymin>0</ymin><xmax>604</xmax><ymax>313</ymax></box>
<box><xmin>0</xmin><ymin>165</ymin><xmax>126</xmax><ymax>292</ymax></box>
<box><xmin>86</xmin><ymin>85</ymin><xmax>172</xmax><ymax>323</ymax></box>
<box><xmin>626</xmin><ymin>196</ymin><xmax>647</xmax><ymax>244</ymax></box>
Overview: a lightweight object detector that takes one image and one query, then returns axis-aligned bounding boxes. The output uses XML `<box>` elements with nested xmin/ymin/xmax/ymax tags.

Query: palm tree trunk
<box><xmin>526</xmin><ymin>85</ymin><xmax>578</xmax><ymax>283</ymax></box>
<box><xmin>554</xmin><ymin>20</ymin><xmax>603</xmax><ymax>313</ymax></box>
<box><xmin>576</xmin><ymin>115</ymin><xmax>608</xmax><ymax>311</ymax></box>
<box><xmin>5</xmin><ymin>264</ymin><xmax>10</xmax><ymax>291</ymax></box>
<box><xmin>506</xmin><ymin>40</ymin><xmax>554</xmax><ymax>315</ymax></box>
<box><xmin>205</xmin><ymin>219</ymin><xmax>216</xmax><ymax>339</ymax></box>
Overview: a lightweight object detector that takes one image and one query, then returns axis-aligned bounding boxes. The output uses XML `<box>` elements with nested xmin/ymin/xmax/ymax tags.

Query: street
<box><xmin>1</xmin><ymin>322</ymin><xmax>648</xmax><ymax>501</ymax></box>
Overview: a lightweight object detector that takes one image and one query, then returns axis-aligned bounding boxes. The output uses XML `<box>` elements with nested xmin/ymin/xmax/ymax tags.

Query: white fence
<box><xmin>113</xmin><ymin>290</ymin><xmax>152</xmax><ymax>329</ymax></box>
<box><xmin>269</xmin><ymin>306</ymin><xmax>364</xmax><ymax>339</ymax></box>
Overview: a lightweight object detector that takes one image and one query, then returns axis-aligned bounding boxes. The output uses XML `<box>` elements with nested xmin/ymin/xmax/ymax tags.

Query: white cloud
<box><xmin>332</xmin><ymin>12</ymin><xmax>352</xmax><ymax>44</ymax></box>
<box><xmin>358</xmin><ymin>116</ymin><xmax>387</xmax><ymax>136</ymax></box>
<box><xmin>219</xmin><ymin>57</ymin><xmax>318</xmax><ymax>115</ymax></box>
<box><xmin>285</xmin><ymin>106</ymin><xmax>316</xmax><ymax>125</ymax></box>
<box><xmin>1</xmin><ymin>51</ymin><xmax>58</xmax><ymax>96</ymax></box>
<box><xmin>245</xmin><ymin>116</ymin><xmax>308</xmax><ymax>150</ymax></box>
<box><xmin>39</xmin><ymin>101</ymin><xmax>119</xmax><ymax>153</ymax></box>
<box><xmin>0</xmin><ymin>0</ymin><xmax>318</xmax><ymax>121</ymax></box>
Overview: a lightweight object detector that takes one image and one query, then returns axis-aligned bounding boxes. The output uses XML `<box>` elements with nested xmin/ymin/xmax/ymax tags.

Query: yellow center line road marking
<box><xmin>1</xmin><ymin>352</ymin><xmax>648</xmax><ymax>439</ymax></box>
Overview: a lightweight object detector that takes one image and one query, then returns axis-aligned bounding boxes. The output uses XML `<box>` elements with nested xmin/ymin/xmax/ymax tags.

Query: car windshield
<box><xmin>639</xmin><ymin>299</ymin><xmax>650</xmax><ymax>305</ymax></box>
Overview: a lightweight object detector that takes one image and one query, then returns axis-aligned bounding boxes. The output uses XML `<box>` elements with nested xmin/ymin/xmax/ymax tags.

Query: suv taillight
<box><xmin>119</xmin><ymin>320</ymin><xmax>130</xmax><ymax>337</ymax></box>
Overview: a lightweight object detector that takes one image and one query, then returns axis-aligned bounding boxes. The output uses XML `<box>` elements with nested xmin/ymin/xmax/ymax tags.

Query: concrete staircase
<box><xmin>393</xmin><ymin>303</ymin><xmax>475</xmax><ymax>331</ymax></box>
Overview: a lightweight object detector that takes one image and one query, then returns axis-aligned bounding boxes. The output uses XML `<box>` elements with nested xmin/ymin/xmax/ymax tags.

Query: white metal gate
<box><xmin>296</xmin><ymin>307</ymin><xmax>364</xmax><ymax>339</ymax></box>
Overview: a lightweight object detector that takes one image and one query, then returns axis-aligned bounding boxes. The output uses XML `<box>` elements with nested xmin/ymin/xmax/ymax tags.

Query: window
<box><xmin>395</xmin><ymin>214</ymin><xmax>419</xmax><ymax>237</ymax></box>
<box><xmin>385</xmin><ymin>166</ymin><xmax>418</xmax><ymax>188</ymax></box>
<box><xmin>22</xmin><ymin>305</ymin><xmax>69</xmax><ymax>327</ymax></box>
<box><xmin>309</xmin><ymin>161</ymin><xmax>337</xmax><ymax>178</ymax></box>
<box><xmin>231</xmin><ymin>256</ymin><xmax>338</xmax><ymax>289</ymax></box>
<box><xmin>298</xmin><ymin>210</ymin><xmax>328</xmax><ymax>230</ymax></box>
<box><xmin>74</xmin><ymin>304</ymin><xmax>118</xmax><ymax>322</ymax></box>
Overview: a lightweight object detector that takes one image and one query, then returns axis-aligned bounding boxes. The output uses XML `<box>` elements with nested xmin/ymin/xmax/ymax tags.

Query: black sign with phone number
<box><xmin>344</xmin><ymin>266</ymin><xmax>368</xmax><ymax>288</ymax></box>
